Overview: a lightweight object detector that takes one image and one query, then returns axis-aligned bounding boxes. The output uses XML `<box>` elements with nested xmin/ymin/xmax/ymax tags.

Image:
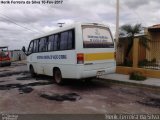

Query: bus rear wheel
<box><xmin>53</xmin><ymin>68</ymin><xmax>63</xmax><ymax>85</ymax></box>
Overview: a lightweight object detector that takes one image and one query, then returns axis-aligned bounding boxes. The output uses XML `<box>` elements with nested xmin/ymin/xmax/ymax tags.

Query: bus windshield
<box><xmin>82</xmin><ymin>25</ymin><xmax>114</xmax><ymax>48</ymax></box>
<box><xmin>0</xmin><ymin>48</ymin><xmax>8</xmax><ymax>58</ymax></box>
<box><xmin>0</xmin><ymin>52</ymin><xmax>7</xmax><ymax>57</ymax></box>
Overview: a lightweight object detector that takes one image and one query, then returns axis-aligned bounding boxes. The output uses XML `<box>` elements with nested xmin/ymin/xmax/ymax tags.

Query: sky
<box><xmin>0</xmin><ymin>0</ymin><xmax>160</xmax><ymax>50</ymax></box>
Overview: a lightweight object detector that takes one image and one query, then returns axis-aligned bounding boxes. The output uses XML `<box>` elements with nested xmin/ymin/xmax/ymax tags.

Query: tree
<box><xmin>119</xmin><ymin>24</ymin><xmax>150</xmax><ymax>65</ymax></box>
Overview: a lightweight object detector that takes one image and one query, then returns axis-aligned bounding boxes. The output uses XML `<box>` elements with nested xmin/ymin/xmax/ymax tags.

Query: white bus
<box><xmin>25</xmin><ymin>23</ymin><xmax>116</xmax><ymax>84</ymax></box>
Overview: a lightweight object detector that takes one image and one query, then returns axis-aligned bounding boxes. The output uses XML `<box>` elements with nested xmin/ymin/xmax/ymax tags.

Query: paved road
<box><xmin>0</xmin><ymin>61</ymin><xmax>160</xmax><ymax>114</ymax></box>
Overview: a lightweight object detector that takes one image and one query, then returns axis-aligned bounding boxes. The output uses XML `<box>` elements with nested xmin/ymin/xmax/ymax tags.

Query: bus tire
<box><xmin>53</xmin><ymin>68</ymin><xmax>63</xmax><ymax>85</ymax></box>
<box><xmin>30</xmin><ymin>65</ymin><xmax>36</xmax><ymax>77</ymax></box>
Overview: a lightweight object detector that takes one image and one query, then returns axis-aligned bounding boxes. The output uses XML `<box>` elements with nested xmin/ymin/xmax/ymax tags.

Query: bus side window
<box><xmin>39</xmin><ymin>37</ymin><xmax>47</xmax><ymax>52</ymax></box>
<box><xmin>48</xmin><ymin>35</ymin><xmax>54</xmax><ymax>51</ymax></box>
<box><xmin>28</xmin><ymin>41</ymin><xmax>34</xmax><ymax>54</ymax></box>
<box><xmin>54</xmin><ymin>34</ymin><xmax>59</xmax><ymax>51</ymax></box>
<box><xmin>68</xmin><ymin>30</ymin><xmax>75</xmax><ymax>49</ymax></box>
<box><xmin>60</xmin><ymin>31</ymin><xmax>68</xmax><ymax>50</ymax></box>
<box><xmin>33</xmin><ymin>39</ymin><xmax>39</xmax><ymax>53</ymax></box>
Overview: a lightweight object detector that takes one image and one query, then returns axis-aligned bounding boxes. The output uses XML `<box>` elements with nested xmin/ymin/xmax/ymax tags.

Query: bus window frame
<box><xmin>33</xmin><ymin>39</ymin><xmax>39</xmax><ymax>53</ymax></box>
<box><xmin>48</xmin><ymin>35</ymin><xmax>55</xmax><ymax>52</ymax></box>
<box><xmin>38</xmin><ymin>37</ymin><xmax>48</xmax><ymax>52</ymax></box>
<box><xmin>27</xmin><ymin>28</ymin><xmax>75</xmax><ymax>55</ymax></box>
<box><xmin>27</xmin><ymin>40</ymin><xmax>34</xmax><ymax>55</ymax></box>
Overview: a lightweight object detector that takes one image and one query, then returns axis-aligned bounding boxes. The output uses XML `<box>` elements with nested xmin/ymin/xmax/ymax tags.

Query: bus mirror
<box><xmin>22</xmin><ymin>46</ymin><xmax>26</xmax><ymax>53</ymax></box>
<box><xmin>22</xmin><ymin>46</ymin><xmax>28</xmax><ymax>56</ymax></box>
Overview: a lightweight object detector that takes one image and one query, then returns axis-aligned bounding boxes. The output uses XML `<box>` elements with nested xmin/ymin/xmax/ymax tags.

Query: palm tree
<box><xmin>119</xmin><ymin>24</ymin><xmax>150</xmax><ymax>65</ymax></box>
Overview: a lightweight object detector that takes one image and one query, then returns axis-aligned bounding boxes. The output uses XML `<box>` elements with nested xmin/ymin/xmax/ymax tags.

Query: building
<box><xmin>9</xmin><ymin>50</ymin><xmax>26</xmax><ymax>61</ymax></box>
<box><xmin>116</xmin><ymin>24</ymin><xmax>160</xmax><ymax>78</ymax></box>
<box><xmin>147</xmin><ymin>24</ymin><xmax>160</xmax><ymax>63</ymax></box>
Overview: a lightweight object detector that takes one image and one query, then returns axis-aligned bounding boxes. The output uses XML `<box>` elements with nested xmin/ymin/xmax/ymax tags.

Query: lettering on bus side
<box><xmin>37</xmin><ymin>55</ymin><xmax>67</xmax><ymax>60</ymax></box>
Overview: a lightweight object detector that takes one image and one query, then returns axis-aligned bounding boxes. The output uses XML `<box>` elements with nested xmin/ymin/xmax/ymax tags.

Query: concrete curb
<box><xmin>99</xmin><ymin>77</ymin><xmax>160</xmax><ymax>91</ymax></box>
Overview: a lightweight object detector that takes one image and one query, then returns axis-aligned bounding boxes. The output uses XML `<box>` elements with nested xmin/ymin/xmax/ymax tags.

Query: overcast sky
<box><xmin>0</xmin><ymin>0</ymin><xmax>160</xmax><ymax>50</ymax></box>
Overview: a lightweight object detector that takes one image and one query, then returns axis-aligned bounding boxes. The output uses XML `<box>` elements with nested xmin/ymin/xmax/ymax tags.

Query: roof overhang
<box><xmin>148</xmin><ymin>28</ymin><xmax>160</xmax><ymax>32</ymax></box>
<box><xmin>148</xmin><ymin>24</ymin><xmax>160</xmax><ymax>32</ymax></box>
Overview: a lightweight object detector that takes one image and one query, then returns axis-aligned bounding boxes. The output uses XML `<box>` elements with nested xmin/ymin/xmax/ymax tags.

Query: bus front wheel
<box><xmin>53</xmin><ymin>68</ymin><xmax>63</xmax><ymax>85</ymax></box>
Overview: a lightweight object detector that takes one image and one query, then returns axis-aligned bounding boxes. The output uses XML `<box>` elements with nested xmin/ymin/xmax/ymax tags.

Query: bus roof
<box><xmin>32</xmin><ymin>22</ymin><xmax>109</xmax><ymax>40</ymax></box>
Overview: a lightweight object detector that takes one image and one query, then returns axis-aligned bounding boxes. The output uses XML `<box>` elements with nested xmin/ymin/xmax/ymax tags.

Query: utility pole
<box><xmin>115</xmin><ymin>0</ymin><xmax>119</xmax><ymax>46</ymax></box>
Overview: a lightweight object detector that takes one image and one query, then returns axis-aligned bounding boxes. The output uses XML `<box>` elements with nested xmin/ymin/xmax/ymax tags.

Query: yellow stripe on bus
<box><xmin>84</xmin><ymin>52</ymin><xmax>114</xmax><ymax>61</ymax></box>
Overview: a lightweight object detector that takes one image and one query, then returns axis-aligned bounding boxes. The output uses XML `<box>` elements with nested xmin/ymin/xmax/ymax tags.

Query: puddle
<box><xmin>40</xmin><ymin>93</ymin><xmax>81</xmax><ymax>102</ymax></box>
<box><xmin>113</xmin><ymin>87</ymin><xmax>145</xmax><ymax>97</ymax></box>
<box><xmin>16</xmin><ymin>74</ymin><xmax>52</xmax><ymax>81</ymax></box>
<box><xmin>19</xmin><ymin>86</ymin><xmax>33</xmax><ymax>94</ymax></box>
<box><xmin>27</xmin><ymin>81</ymin><xmax>53</xmax><ymax>86</ymax></box>
<box><xmin>16</xmin><ymin>76</ymin><xmax>33</xmax><ymax>80</ymax></box>
<box><xmin>137</xmin><ymin>98</ymin><xmax>160</xmax><ymax>108</ymax></box>
<box><xmin>0</xmin><ymin>84</ymin><xmax>22</xmax><ymax>90</ymax></box>
<box><xmin>0</xmin><ymin>71</ymin><xmax>28</xmax><ymax>77</ymax></box>
<box><xmin>0</xmin><ymin>81</ymin><xmax>53</xmax><ymax>93</ymax></box>
<box><xmin>0</xmin><ymin>70</ymin><xmax>10</xmax><ymax>72</ymax></box>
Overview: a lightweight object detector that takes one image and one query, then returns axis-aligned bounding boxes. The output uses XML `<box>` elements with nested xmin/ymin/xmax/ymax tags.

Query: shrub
<box><xmin>129</xmin><ymin>71</ymin><xmax>146</xmax><ymax>81</ymax></box>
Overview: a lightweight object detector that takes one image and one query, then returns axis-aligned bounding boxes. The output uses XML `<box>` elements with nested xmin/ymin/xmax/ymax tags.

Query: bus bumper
<box><xmin>71</xmin><ymin>64</ymin><xmax>116</xmax><ymax>79</ymax></box>
<box><xmin>80</xmin><ymin>67</ymin><xmax>116</xmax><ymax>79</ymax></box>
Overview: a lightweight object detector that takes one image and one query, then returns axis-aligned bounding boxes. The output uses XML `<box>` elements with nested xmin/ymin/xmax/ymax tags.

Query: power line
<box><xmin>0</xmin><ymin>17</ymin><xmax>39</xmax><ymax>33</ymax></box>
<box><xmin>0</xmin><ymin>13</ymin><xmax>44</xmax><ymax>34</ymax></box>
<box><xmin>0</xmin><ymin>4</ymin><xmax>45</xmax><ymax>34</ymax></box>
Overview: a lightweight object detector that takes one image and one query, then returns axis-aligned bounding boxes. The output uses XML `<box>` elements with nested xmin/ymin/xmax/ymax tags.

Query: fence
<box><xmin>139</xmin><ymin>39</ymin><xmax>160</xmax><ymax>70</ymax></box>
<box><xmin>116</xmin><ymin>36</ymin><xmax>160</xmax><ymax>78</ymax></box>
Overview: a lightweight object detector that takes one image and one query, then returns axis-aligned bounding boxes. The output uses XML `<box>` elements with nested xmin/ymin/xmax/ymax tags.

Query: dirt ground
<box><xmin>0</xmin><ymin>61</ymin><xmax>160</xmax><ymax>114</ymax></box>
